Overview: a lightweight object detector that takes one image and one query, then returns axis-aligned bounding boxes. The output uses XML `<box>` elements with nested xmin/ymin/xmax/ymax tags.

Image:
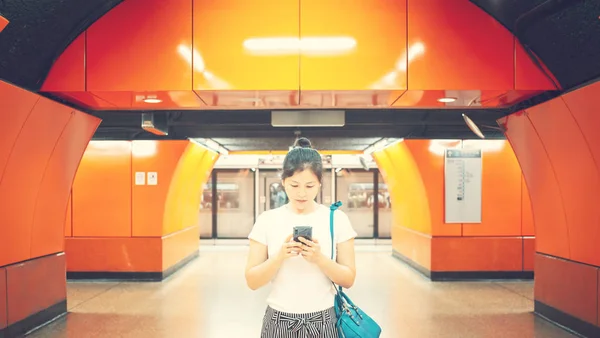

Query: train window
<box><xmin>269</xmin><ymin>182</ymin><xmax>288</xmax><ymax>209</ymax></box>
<box><xmin>377</xmin><ymin>183</ymin><xmax>391</xmax><ymax>209</ymax></box>
<box><xmin>216</xmin><ymin>182</ymin><xmax>240</xmax><ymax>209</ymax></box>
<box><xmin>347</xmin><ymin>183</ymin><xmax>390</xmax><ymax>209</ymax></box>
<box><xmin>200</xmin><ymin>182</ymin><xmax>212</xmax><ymax>210</ymax></box>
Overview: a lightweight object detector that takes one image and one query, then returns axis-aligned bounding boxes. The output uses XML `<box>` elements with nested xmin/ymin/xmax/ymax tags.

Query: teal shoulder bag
<box><xmin>329</xmin><ymin>201</ymin><xmax>382</xmax><ymax>338</ymax></box>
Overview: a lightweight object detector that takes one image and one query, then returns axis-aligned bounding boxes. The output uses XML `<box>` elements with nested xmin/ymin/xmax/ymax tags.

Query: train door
<box><xmin>215</xmin><ymin>170</ymin><xmax>255</xmax><ymax>238</ymax></box>
<box><xmin>258</xmin><ymin>169</ymin><xmax>333</xmax><ymax>216</ymax></box>
<box><xmin>377</xmin><ymin>171</ymin><xmax>392</xmax><ymax>238</ymax></box>
<box><xmin>258</xmin><ymin>170</ymin><xmax>286</xmax><ymax>214</ymax></box>
<box><xmin>199</xmin><ymin>169</ymin><xmax>255</xmax><ymax>239</ymax></box>
<box><xmin>336</xmin><ymin>171</ymin><xmax>375</xmax><ymax>238</ymax></box>
<box><xmin>199</xmin><ymin>175</ymin><xmax>213</xmax><ymax>238</ymax></box>
<box><xmin>334</xmin><ymin>169</ymin><xmax>391</xmax><ymax>239</ymax></box>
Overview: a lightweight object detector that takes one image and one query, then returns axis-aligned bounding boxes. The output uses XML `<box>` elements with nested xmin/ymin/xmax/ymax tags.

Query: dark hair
<box><xmin>281</xmin><ymin>137</ymin><xmax>323</xmax><ymax>182</ymax></box>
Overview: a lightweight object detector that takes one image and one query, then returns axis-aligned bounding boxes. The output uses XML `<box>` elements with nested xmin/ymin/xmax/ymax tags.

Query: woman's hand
<box><xmin>298</xmin><ymin>237</ymin><xmax>325</xmax><ymax>264</ymax></box>
<box><xmin>277</xmin><ymin>234</ymin><xmax>302</xmax><ymax>262</ymax></box>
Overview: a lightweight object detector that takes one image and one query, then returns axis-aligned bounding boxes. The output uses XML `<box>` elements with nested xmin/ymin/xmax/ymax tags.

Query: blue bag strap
<box><xmin>329</xmin><ymin>201</ymin><xmax>343</xmax><ymax>294</ymax></box>
<box><xmin>329</xmin><ymin>201</ymin><xmax>342</xmax><ymax>260</ymax></box>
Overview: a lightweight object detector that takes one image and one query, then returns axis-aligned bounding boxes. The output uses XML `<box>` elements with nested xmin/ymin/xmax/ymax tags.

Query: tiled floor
<box><xmin>28</xmin><ymin>244</ymin><xmax>576</xmax><ymax>337</ymax></box>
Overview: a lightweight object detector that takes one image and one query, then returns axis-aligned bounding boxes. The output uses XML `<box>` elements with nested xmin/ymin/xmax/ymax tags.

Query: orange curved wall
<box><xmin>65</xmin><ymin>140</ymin><xmax>218</xmax><ymax>273</ymax></box>
<box><xmin>499</xmin><ymin>79</ymin><xmax>600</xmax><ymax>327</ymax></box>
<box><xmin>0</xmin><ymin>79</ymin><xmax>100</xmax><ymax>331</ymax></box>
<box><xmin>373</xmin><ymin>139</ymin><xmax>533</xmax><ymax>273</ymax></box>
<box><xmin>40</xmin><ymin>0</ymin><xmax>556</xmax><ymax>110</ymax></box>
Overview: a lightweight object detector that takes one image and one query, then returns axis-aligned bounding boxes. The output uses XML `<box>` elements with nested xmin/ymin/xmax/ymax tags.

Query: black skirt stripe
<box><xmin>261</xmin><ymin>306</ymin><xmax>339</xmax><ymax>338</ymax></box>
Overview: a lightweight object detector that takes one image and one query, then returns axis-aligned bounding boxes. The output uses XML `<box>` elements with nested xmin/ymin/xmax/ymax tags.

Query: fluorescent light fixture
<box><xmin>363</xmin><ymin>138</ymin><xmax>404</xmax><ymax>155</ymax></box>
<box><xmin>143</xmin><ymin>98</ymin><xmax>162</xmax><ymax>104</ymax></box>
<box><xmin>190</xmin><ymin>138</ymin><xmax>229</xmax><ymax>155</ymax></box>
<box><xmin>463</xmin><ymin>139</ymin><xmax>506</xmax><ymax>152</ymax></box>
<box><xmin>243</xmin><ymin>36</ymin><xmax>357</xmax><ymax>56</ymax></box>
<box><xmin>428</xmin><ymin>139</ymin><xmax>461</xmax><ymax>156</ymax></box>
<box><xmin>131</xmin><ymin>141</ymin><xmax>158</xmax><ymax>157</ymax></box>
<box><xmin>437</xmin><ymin>97</ymin><xmax>457</xmax><ymax>103</ymax></box>
<box><xmin>462</xmin><ymin>113</ymin><xmax>485</xmax><ymax>139</ymax></box>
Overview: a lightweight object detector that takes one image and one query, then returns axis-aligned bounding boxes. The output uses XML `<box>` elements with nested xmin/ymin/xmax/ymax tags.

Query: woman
<box><xmin>245</xmin><ymin>137</ymin><xmax>357</xmax><ymax>337</ymax></box>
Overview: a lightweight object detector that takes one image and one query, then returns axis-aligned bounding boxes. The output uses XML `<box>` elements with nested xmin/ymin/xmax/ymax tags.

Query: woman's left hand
<box><xmin>298</xmin><ymin>237</ymin><xmax>324</xmax><ymax>264</ymax></box>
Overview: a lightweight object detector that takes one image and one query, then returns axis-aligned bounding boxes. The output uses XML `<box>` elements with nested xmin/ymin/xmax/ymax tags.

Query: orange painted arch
<box><xmin>65</xmin><ymin>140</ymin><xmax>219</xmax><ymax>273</ymax></box>
<box><xmin>500</xmin><ymin>80</ymin><xmax>600</xmax><ymax>267</ymax></box>
<box><xmin>373</xmin><ymin>139</ymin><xmax>534</xmax><ymax>272</ymax></box>
<box><xmin>499</xmin><ymin>79</ymin><xmax>600</xmax><ymax>330</ymax></box>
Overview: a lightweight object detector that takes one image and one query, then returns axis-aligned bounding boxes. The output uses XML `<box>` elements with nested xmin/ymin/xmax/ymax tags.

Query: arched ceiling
<box><xmin>471</xmin><ymin>0</ymin><xmax>600</xmax><ymax>91</ymax></box>
<box><xmin>0</xmin><ymin>0</ymin><xmax>598</xmax><ymax>151</ymax></box>
<box><xmin>0</xmin><ymin>0</ymin><xmax>123</xmax><ymax>90</ymax></box>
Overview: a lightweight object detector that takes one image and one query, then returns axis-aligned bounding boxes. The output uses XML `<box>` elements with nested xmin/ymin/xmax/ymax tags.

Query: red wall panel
<box><xmin>502</xmin><ymin>113</ymin><xmax>569</xmax><ymax>258</ymax></box>
<box><xmin>527</xmin><ymin>97</ymin><xmax>600</xmax><ymax>266</ymax></box>
<box><xmin>407</xmin><ymin>0</ymin><xmax>513</xmax><ymax>90</ymax></box>
<box><xmin>463</xmin><ymin>141</ymin><xmax>523</xmax><ymax>237</ymax></box>
<box><xmin>72</xmin><ymin>141</ymin><xmax>132</xmax><ymax>237</ymax></box>
<box><xmin>5</xmin><ymin>254</ymin><xmax>66</xmax><ymax>326</ymax></box>
<box><xmin>131</xmin><ymin>141</ymin><xmax>188</xmax><ymax>237</ymax></box>
<box><xmin>405</xmin><ymin>141</ymin><xmax>461</xmax><ymax>236</ymax></box>
<box><xmin>514</xmin><ymin>42</ymin><xmax>558</xmax><ymax>90</ymax></box>
<box><xmin>561</xmin><ymin>81</ymin><xmax>600</xmax><ymax>166</ymax></box>
<box><xmin>0</xmin><ymin>97</ymin><xmax>72</xmax><ymax>266</ymax></box>
<box><xmin>535</xmin><ymin>253</ymin><xmax>598</xmax><ymax>325</ymax></box>
<box><xmin>87</xmin><ymin>0</ymin><xmax>193</xmax><ymax>92</ymax></box>
<box><xmin>521</xmin><ymin>176</ymin><xmax>535</xmax><ymax>236</ymax></box>
<box><xmin>0</xmin><ymin>15</ymin><xmax>8</xmax><ymax>34</ymax></box>
<box><xmin>0</xmin><ymin>85</ymin><xmax>39</xmax><ymax>178</ymax></box>
<box><xmin>30</xmin><ymin>111</ymin><xmax>100</xmax><ymax>258</ymax></box>
<box><xmin>193</xmin><ymin>0</ymin><xmax>300</xmax><ymax>91</ymax></box>
<box><xmin>40</xmin><ymin>34</ymin><xmax>85</xmax><ymax>92</ymax></box>
<box><xmin>299</xmin><ymin>0</ymin><xmax>407</xmax><ymax>91</ymax></box>
<box><xmin>64</xmin><ymin>192</ymin><xmax>73</xmax><ymax>237</ymax></box>
<box><xmin>432</xmin><ymin>237</ymin><xmax>523</xmax><ymax>272</ymax></box>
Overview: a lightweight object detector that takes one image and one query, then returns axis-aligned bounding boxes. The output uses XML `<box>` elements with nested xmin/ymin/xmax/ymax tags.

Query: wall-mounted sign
<box><xmin>147</xmin><ymin>172</ymin><xmax>158</xmax><ymax>185</ymax></box>
<box><xmin>444</xmin><ymin>148</ymin><xmax>482</xmax><ymax>223</ymax></box>
<box><xmin>135</xmin><ymin>172</ymin><xmax>145</xmax><ymax>185</ymax></box>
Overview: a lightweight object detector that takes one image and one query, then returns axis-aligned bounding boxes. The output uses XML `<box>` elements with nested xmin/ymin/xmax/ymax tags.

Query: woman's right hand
<box><xmin>277</xmin><ymin>234</ymin><xmax>301</xmax><ymax>261</ymax></box>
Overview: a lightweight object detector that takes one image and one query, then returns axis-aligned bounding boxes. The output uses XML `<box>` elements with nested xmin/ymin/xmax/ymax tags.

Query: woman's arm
<box><xmin>245</xmin><ymin>236</ymin><xmax>300</xmax><ymax>290</ymax></box>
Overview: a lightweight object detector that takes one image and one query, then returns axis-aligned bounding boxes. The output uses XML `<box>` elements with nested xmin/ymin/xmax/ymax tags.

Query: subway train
<box><xmin>198</xmin><ymin>154</ymin><xmax>392</xmax><ymax>239</ymax></box>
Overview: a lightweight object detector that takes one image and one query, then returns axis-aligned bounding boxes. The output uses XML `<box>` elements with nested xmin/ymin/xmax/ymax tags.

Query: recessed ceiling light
<box><xmin>143</xmin><ymin>98</ymin><xmax>162</xmax><ymax>104</ymax></box>
<box><xmin>438</xmin><ymin>97</ymin><xmax>457</xmax><ymax>103</ymax></box>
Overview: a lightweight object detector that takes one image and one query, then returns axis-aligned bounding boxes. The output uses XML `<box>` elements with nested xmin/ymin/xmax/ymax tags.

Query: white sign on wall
<box><xmin>135</xmin><ymin>172</ymin><xmax>145</xmax><ymax>185</ymax></box>
<box><xmin>147</xmin><ymin>172</ymin><xmax>158</xmax><ymax>185</ymax></box>
<box><xmin>444</xmin><ymin>148</ymin><xmax>482</xmax><ymax>223</ymax></box>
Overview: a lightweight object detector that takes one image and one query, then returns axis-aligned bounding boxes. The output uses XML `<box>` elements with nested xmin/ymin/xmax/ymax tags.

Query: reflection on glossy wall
<box><xmin>41</xmin><ymin>0</ymin><xmax>556</xmax><ymax>110</ymax></box>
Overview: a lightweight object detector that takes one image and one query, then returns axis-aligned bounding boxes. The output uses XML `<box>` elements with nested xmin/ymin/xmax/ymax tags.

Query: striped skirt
<box><xmin>261</xmin><ymin>305</ymin><xmax>339</xmax><ymax>338</ymax></box>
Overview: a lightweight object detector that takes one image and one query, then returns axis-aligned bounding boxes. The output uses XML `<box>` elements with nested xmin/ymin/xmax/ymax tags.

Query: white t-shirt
<box><xmin>248</xmin><ymin>203</ymin><xmax>357</xmax><ymax>314</ymax></box>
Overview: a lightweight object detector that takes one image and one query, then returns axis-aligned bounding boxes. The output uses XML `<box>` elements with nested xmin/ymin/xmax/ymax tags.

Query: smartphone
<box><xmin>293</xmin><ymin>226</ymin><xmax>312</xmax><ymax>242</ymax></box>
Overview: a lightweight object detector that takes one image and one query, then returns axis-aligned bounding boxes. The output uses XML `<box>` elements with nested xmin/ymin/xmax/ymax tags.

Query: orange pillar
<box><xmin>500</xmin><ymin>80</ymin><xmax>600</xmax><ymax>337</ymax></box>
<box><xmin>64</xmin><ymin>140</ymin><xmax>218</xmax><ymax>280</ymax></box>
<box><xmin>373</xmin><ymin>139</ymin><xmax>534</xmax><ymax>280</ymax></box>
<box><xmin>0</xmin><ymin>80</ymin><xmax>100</xmax><ymax>336</ymax></box>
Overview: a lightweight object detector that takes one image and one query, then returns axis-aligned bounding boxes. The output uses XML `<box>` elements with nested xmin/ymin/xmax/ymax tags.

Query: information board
<box><xmin>444</xmin><ymin>148</ymin><xmax>482</xmax><ymax>223</ymax></box>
